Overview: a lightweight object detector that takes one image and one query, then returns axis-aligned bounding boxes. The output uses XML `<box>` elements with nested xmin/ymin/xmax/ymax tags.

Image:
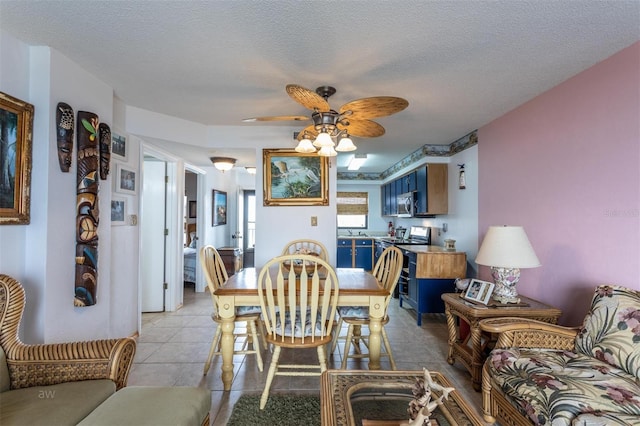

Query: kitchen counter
<box><xmin>396</xmin><ymin>245</ymin><xmax>466</xmax><ymax>279</ymax></box>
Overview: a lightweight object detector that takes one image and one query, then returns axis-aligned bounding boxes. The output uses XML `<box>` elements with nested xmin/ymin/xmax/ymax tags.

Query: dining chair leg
<box><xmin>381</xmin><ymin>327</ymin><xmax>396</xmax><ymax>370</ymax></box>
<box><xmin>341</xmin><ymin>324</ymin><xmax>355</xmax><ymax>369</ymax></box>
<box><xmin>317</xmin><ymin>345</ymin><xmax>328</xmax><ymax>373</ymax></box>
<box><xmin>248</xmin><ymin>319</ymin><xmax>264</xmax><ymax>372</ymax></box>
<box><xmin>204</xmin><ymin>325</ymin><xmax>222</xmax><ymax>375</ymax></box>
<box><xmin>259</xmin><ymin>319</ymin><xmax>269</xmax><ymax>350</ymax></box>
<box><xmin>260</xmin><ymin>345</ymin><xmax>281</xmax><ymax>410</ymax></box>
<box><xmin>330</xmin><ymin>317</ymin><xmax>343</xmax><ymax>354</ymax></box>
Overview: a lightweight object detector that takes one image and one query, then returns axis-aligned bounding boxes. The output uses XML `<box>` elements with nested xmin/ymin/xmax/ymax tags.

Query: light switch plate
<box><xmin>311</xmin><ymin>216</ymin><xmax>318</xmax><ymax>226</ymax></box>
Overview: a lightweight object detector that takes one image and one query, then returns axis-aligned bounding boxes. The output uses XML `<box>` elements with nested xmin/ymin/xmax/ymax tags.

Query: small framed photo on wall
<box><xmin>212</xmin><ymin>189</ymin><xmax>227</xmax><ymax>226</ymax></box>
<box><xmin>114</xmin><ymin>163</ymin><xmax>137</xmax><ymax>195</ymax></box>
<box><xmin>111</xmin><ymin>197</ymin><xmax>127</xmax><ymax>226</ymax></box>
<box><xmin>463</xmin><ymin>279</ymin><xmax>495</xmax><ymax>305</ymax></box>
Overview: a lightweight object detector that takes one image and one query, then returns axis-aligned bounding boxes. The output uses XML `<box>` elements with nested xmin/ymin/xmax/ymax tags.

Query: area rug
<box><xmin>227</xmin><ymin>393</ymin><xmax>416</xmax><ymax>425</ymax></box>
<box><xmin>227</xmin><ymin>394</ymin><xmax>321</xmax><ymax>426</ymax></box>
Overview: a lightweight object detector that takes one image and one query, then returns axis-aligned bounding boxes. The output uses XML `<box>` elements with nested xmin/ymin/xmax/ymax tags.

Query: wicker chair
<box><xmin>281</xmin><ymin>239</ymin><xmax>329</xmax><ymax>261</ymax></box>
<box><xmin>199</xmin><ymin>245</ymin><xmax>265</xmax><ymax>375</ymax></box>
<box><xmin>257</xmin><ymin>254</ymin><xmax>339</xmax><ymax>409</ymax></box>
<box><xmin>330</xmin><ymin>246</ymin><xmax>403</xmax><ymax>369</ymax></box>
<box><xmin>0</xmin><ymin>274</ymin><xmax>136</xmax><ymax>391</ymax></box>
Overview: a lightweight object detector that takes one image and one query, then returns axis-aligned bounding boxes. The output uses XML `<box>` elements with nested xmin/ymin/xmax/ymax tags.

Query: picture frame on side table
<box><xmin>212</xmin><ymin>189</ymin><xmax>227</xmax><ymax>226</ymax></box>
<box><xmin>114</xmin><ymin>163</ymin><xmax>137</xmax><ymax>195</ymax></box>
<box><xmin>111</xmin><ymin>197</ymin><xmax>126</xmax><ymax>226</ymax></box>
<box><xmin>262</xmin><ymin>148</ymin><xmax>329</xmax><ymax>206</ymax></box>
<box><xmin>463</xmin><ymin>279</ymin><xmax>495</xmax><ymax>305</ymax></box>
<box><xmin>0</xmin><ymin>91</ymin><xmax>34</xmax><ymax>225</ymax></box>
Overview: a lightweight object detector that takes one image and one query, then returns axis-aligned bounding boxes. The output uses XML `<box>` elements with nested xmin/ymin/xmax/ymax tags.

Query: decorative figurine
<box><xmin>403</xmin><ymin>368</ymin><xmax>455</xmax><ymax>426</ymax></box>
<box><xmin>56</xmin><ymin>102</ymin><xmax>74</xmax><ymax>172</ymax></box>
<box><xmin>98</xmin><ymin>122</ymin><xmax>111</xmax><ymax>180</ymax></box>
<box><xmin>75</xmin><ymin>111</ymin><xmax>100</xmax><ymax>306</ymax></box>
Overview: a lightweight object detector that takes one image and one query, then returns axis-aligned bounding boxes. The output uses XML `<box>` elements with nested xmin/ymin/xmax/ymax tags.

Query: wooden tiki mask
<box><xmin>56</xmin><ymin>102</ymin><xmax>74</xmax><ymax>172</ymax></box>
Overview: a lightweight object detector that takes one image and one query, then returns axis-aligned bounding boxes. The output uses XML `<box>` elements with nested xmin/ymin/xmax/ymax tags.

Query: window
<box><xmin>336</xmin><ymin>192</ymin><xmax>368</xmax><ymax>229</ymax></box>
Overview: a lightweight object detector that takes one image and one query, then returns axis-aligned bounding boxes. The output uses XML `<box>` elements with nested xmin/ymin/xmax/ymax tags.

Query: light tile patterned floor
<box><xmin>128</xmin><ymin>286</ymin><xmax>490</xmax><ymax>425</ymax></box>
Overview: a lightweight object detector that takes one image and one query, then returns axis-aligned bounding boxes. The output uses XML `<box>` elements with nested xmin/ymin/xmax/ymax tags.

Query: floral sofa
<box><xmin>480</xmin><ymin>285</ymin><xmax>640</xmax><ymax>426</ymax></box>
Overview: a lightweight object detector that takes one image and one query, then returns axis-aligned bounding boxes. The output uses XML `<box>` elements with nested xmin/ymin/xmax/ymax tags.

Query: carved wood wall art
<box><xmin>75</xmin><ymin>111</ymin><xmax>99</xmax><ymax>307</ymax></box>
<box><xmin>98</xmin><ymin>122</ymin><xmax>111</xmax><ymax>180</ymax></box>
<box><xmin>56</xmin><ymin>102</ymin><xmax>74</xmax><ymax>172</ymax></box>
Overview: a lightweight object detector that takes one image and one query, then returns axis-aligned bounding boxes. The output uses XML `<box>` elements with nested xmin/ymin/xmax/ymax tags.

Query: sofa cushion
<box><xmin>0</xmin><ymin>379</ymin><xmax>115</xmax><ymax>426</ymax></box>
<box><xmin>0</xmin><ymin>346</ymin><xmax>9</xmax><ymax>392</ymax></box>
<box><xmin>77</xmin><ymin>385</ymin><xmax>211</xmax><ymax>426</ymax></box>
<box><xmin>572</xmin><ymin>412</ymin><xmax>640</xmax><ymax>425</ymax></box>
<box><xmin>488</xmin><ymin>348</ymin><xmax>640</xmax><ymax>426</ymax></box>
<box><xmin>574</xmin><ymin>285</ymin><xmax>640</xmax><ymax>379</ymax></box>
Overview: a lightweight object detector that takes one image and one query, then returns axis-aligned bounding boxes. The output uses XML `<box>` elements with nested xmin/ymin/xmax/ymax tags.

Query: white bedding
<box><xmin>184</xmin><ymin>247</ymin><xmax>197</xmax><ymax>282</ymax></box>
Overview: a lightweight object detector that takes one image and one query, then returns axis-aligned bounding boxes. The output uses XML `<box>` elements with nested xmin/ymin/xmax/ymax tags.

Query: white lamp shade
<box><xmin>317</xmin><ymin>145</ymin><xmax>337</xmax><ymax>157</ymax></box>
<box><xmin>313</xmin><ymin>132</ymin><xmax>334</xmax><ymax>147</ymax></box>
<box><xmin>475</xmin><ymin>226</ymin><xmax>541</xmax><ymax>268</ymax></box>
<box><xmin>295</xmin><ymin>138</ymin><xmax>317</xmax><ymax>153</ymax></box>
<box><xmin>335</xmin><ymin>137</ymin><xmax>357</xmax><ymax>152</ymax></box>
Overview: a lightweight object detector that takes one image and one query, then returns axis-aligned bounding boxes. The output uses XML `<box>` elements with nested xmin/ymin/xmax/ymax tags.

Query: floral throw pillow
<box><xmin>574</xmin><ymin>285</ymin><xmax>640</xmax><ymax>379</ymax></box>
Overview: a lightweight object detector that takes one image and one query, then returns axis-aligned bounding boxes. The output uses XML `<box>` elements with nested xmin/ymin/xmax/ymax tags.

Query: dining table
<box><xmin>214</xmin><ymin>267</ymin><xmax>388</xmax><ymax>391</ymax></box>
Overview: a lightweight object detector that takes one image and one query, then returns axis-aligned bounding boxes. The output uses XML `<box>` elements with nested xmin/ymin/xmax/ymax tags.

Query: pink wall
<box><xmin>478</xmin><ymin>42</ymin><xmax>639</xmax><ymax>325</ymax></box>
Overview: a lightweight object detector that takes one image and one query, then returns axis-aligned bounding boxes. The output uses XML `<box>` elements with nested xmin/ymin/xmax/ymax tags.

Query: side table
<box><xmin>441</xmin><ymin>293</ymin><xmax>561</xmax><ymax>391</ymax></box>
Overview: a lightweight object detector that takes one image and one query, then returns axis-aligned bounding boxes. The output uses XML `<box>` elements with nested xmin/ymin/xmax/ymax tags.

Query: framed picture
<box><xmin>111</xmin><ymin>132</ymin><xmax>127</xmax><ymax>160</ymax></box>
<box><xmin>212</xmin><ymin>189</ymin><xmax>227</xmax><ymax>226</ymax></box>
<box><xmin>111</xmin><ymin>197</ymin><xmax>127</xmax><ymax>226</ymax></box>
<box><xmin>463</xmin><ymin>279</ymin><xmax>495</xmax><ymax>305</ymax></box>
<box><xmin>188</xmin><ymin>200</ymin><xmax>197</xmax><ymax>218</ymax></box>
<box><xmin>263</xmin><ymin>148</ymin><xmax>329</xmax><ymax>206</ymax></box>
<box><xmin>0</xmin><ymin>91</ymin><xmax>34</xmax><ymax>225</ymax></box>
<box><xmin>114</xmin><ymin>163</ymin><xmax>137</xmax><ymax>195</ymax></box>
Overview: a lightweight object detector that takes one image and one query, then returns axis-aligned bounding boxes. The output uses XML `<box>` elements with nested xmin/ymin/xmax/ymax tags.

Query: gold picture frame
<box><xmin>263</xmin><ymin>149</ymin><xmax>329</xmax><ymax>206</ymax></box>
<box><xmin>0</xmin><ymin>91</ymin><xmax>34</xmax><ymax>225</ymax></box>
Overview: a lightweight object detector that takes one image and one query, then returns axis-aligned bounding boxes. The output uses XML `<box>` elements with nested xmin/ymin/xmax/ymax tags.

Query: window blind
<box><xmin>337</xmin><ymin>192</ymin><xmax>368</xmax><ymax>215</ymax></box>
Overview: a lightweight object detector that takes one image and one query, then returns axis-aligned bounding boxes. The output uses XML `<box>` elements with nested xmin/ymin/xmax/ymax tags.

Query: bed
<box><xmin>184</xmin><ymin>223</ymin><xmax>197</xmax><ymax>283</ymax></box>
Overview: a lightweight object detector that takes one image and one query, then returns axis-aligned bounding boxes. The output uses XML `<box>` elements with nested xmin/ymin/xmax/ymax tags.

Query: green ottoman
<box><xmin>77</xmin><ymin>386</ymin><xmax>211</xmax><ymax>426</ymax></box>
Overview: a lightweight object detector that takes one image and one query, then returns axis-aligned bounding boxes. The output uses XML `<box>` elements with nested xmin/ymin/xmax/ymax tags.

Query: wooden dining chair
<box><xmin>257</xmin><ymin>254</ymin><xmax>339</xmax><ymax>409</ymax></box>
<box><xmin>330</xmin><ymin>246</ymin><xmax>403</xmax><ymax>369</ymax></box>
<box><xmin>199</xmin><ymin>245</ymin><xmax>265</xmax><ymax>375</ymax></box>
<box><xmin>281</xmin><ymin>239</ymin><xmax>329</xmax><ymax>261</ymax></box>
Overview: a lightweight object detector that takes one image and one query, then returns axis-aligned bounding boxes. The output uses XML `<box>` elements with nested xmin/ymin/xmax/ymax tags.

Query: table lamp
<box><xmin>475</xmin><ymin>225</ymin><xmax>541</xmax><ymax>303</ymax></box>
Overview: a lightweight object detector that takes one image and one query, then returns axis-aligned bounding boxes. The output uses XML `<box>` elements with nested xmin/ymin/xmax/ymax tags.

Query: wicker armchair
<box><xmin>0</xmin><ymin>274</ymin><xmax>136</xmax><ymax>391</ymax></box>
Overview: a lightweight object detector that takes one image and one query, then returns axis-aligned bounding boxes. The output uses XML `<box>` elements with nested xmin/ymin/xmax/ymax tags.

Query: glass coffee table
<box><xmin>320</xmin><ymin>370</ymin><xmax>483</xmax><ymax>426</ymax></box>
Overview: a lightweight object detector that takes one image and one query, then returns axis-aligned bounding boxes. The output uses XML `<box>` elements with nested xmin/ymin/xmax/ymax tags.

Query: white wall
<box><xmin>0</xmin><ymin>33</ymin><xmax>138</xmax><ymax>343</ymax></box>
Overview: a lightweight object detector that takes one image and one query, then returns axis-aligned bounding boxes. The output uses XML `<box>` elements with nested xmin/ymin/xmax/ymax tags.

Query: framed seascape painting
<box><xmin>0</xmin><ymin>91</ymin><xmax>34</xmax><ymax>225</ymax></box>
<box><xmin>212</xmin><ymin>189</ymin><xmax>227</xmax><ymax>226</ymax></box>
<box><xmin>262</xmin><ymin>148</ymin><xmax>329</xmax><ymax>206</ymax></box>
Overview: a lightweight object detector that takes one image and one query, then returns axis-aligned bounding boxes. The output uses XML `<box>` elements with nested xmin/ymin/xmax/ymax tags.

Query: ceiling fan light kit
<box><xmin>244</xmin><ymin>84</ymin><xmax>408</xmax><ymax>160</ymax></box>
<box><xmin>210</xmin><ymin>156</ymin><xmax>236</xmax><ymax>172</ymax></box>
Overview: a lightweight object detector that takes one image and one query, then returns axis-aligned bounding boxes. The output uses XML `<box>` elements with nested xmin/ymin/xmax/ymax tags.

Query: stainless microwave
<box><xmin>397</xmin><ymin>192</ymin><xmax>415</xmax><ymax>217</ymax></box>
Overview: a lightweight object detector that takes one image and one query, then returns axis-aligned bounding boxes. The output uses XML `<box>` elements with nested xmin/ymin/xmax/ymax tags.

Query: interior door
<box><xmin>141</xmin><ymin>159</ymin><xmax>166</xmax><ymax>312</ymax></box>
<box><xmin>243</xmin><ymin>190</ymin><xmax>255</xmax><ymax>267</ymax></box>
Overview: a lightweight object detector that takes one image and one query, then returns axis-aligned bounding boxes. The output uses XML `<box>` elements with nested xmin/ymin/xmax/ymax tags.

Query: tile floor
<box><xmin>128</xmin><ymin>286</ymin><xmax>490</xmax><ymax>425</ymax></box>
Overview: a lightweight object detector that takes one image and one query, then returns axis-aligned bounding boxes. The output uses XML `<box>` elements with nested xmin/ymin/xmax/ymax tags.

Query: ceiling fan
<box><xmin>243</xmin><ymin>84</ymin><xmax>409</xmax><ymax>156</ymax></box>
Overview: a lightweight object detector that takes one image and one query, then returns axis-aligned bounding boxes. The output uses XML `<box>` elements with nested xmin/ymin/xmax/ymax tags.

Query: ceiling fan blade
<box><xmin>339</xmin><ymin>96</ymin><xmax>409</xmax><ymax>119</ymax></box>
<box><xmin>296</xmin><ymin>125</ymin><xmax>318</xmax><ymax>141</ymax></box>
<box><xmin>286</xmin><ymin>84</ymin><xmax>330</xmax><ymax>112</ymax></box>
<box><xmin>338</xmin><ymin>119</ymin><xmax>385</xmax><ymax>138</ymax></box>
<box><xmin>242</xmin><ymin>115</ymin><xmax>310</xmax><ymax>122</ymax></box>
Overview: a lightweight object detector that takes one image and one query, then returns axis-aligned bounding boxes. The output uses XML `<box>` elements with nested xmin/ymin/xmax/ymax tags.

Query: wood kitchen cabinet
<box><xmin>399</xmin><ymin>246</ymin><xmax>466</xmax><ymax>325</ymax></box>
<box><xmin>415</xmin><ymin>163</ymin><xmax>448</xmax><ymax>216</ymax></box>
<box><xmin>336</xmin><ymin>238</ymin><xmax>374</xmax><ymax>271</ymax></box>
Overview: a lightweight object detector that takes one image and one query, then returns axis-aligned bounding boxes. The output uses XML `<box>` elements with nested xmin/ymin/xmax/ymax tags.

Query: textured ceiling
<box><xmin>1</xmin><ymin>1</ymin><xmax>638</xmax><ymax>173</ymax></box>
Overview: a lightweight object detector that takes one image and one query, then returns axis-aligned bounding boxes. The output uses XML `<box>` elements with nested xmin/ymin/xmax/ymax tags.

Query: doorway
<box><xmin>243</xmin><ymin>190</ymin><xmax>256</xmax><ymax>267</ymax></box>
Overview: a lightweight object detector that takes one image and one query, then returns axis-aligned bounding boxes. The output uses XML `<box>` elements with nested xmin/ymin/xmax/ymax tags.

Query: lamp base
<box><xmin>491</xmin><ymin>267</ymin><xmax>521</xmax><ymax>304</ymax></box>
